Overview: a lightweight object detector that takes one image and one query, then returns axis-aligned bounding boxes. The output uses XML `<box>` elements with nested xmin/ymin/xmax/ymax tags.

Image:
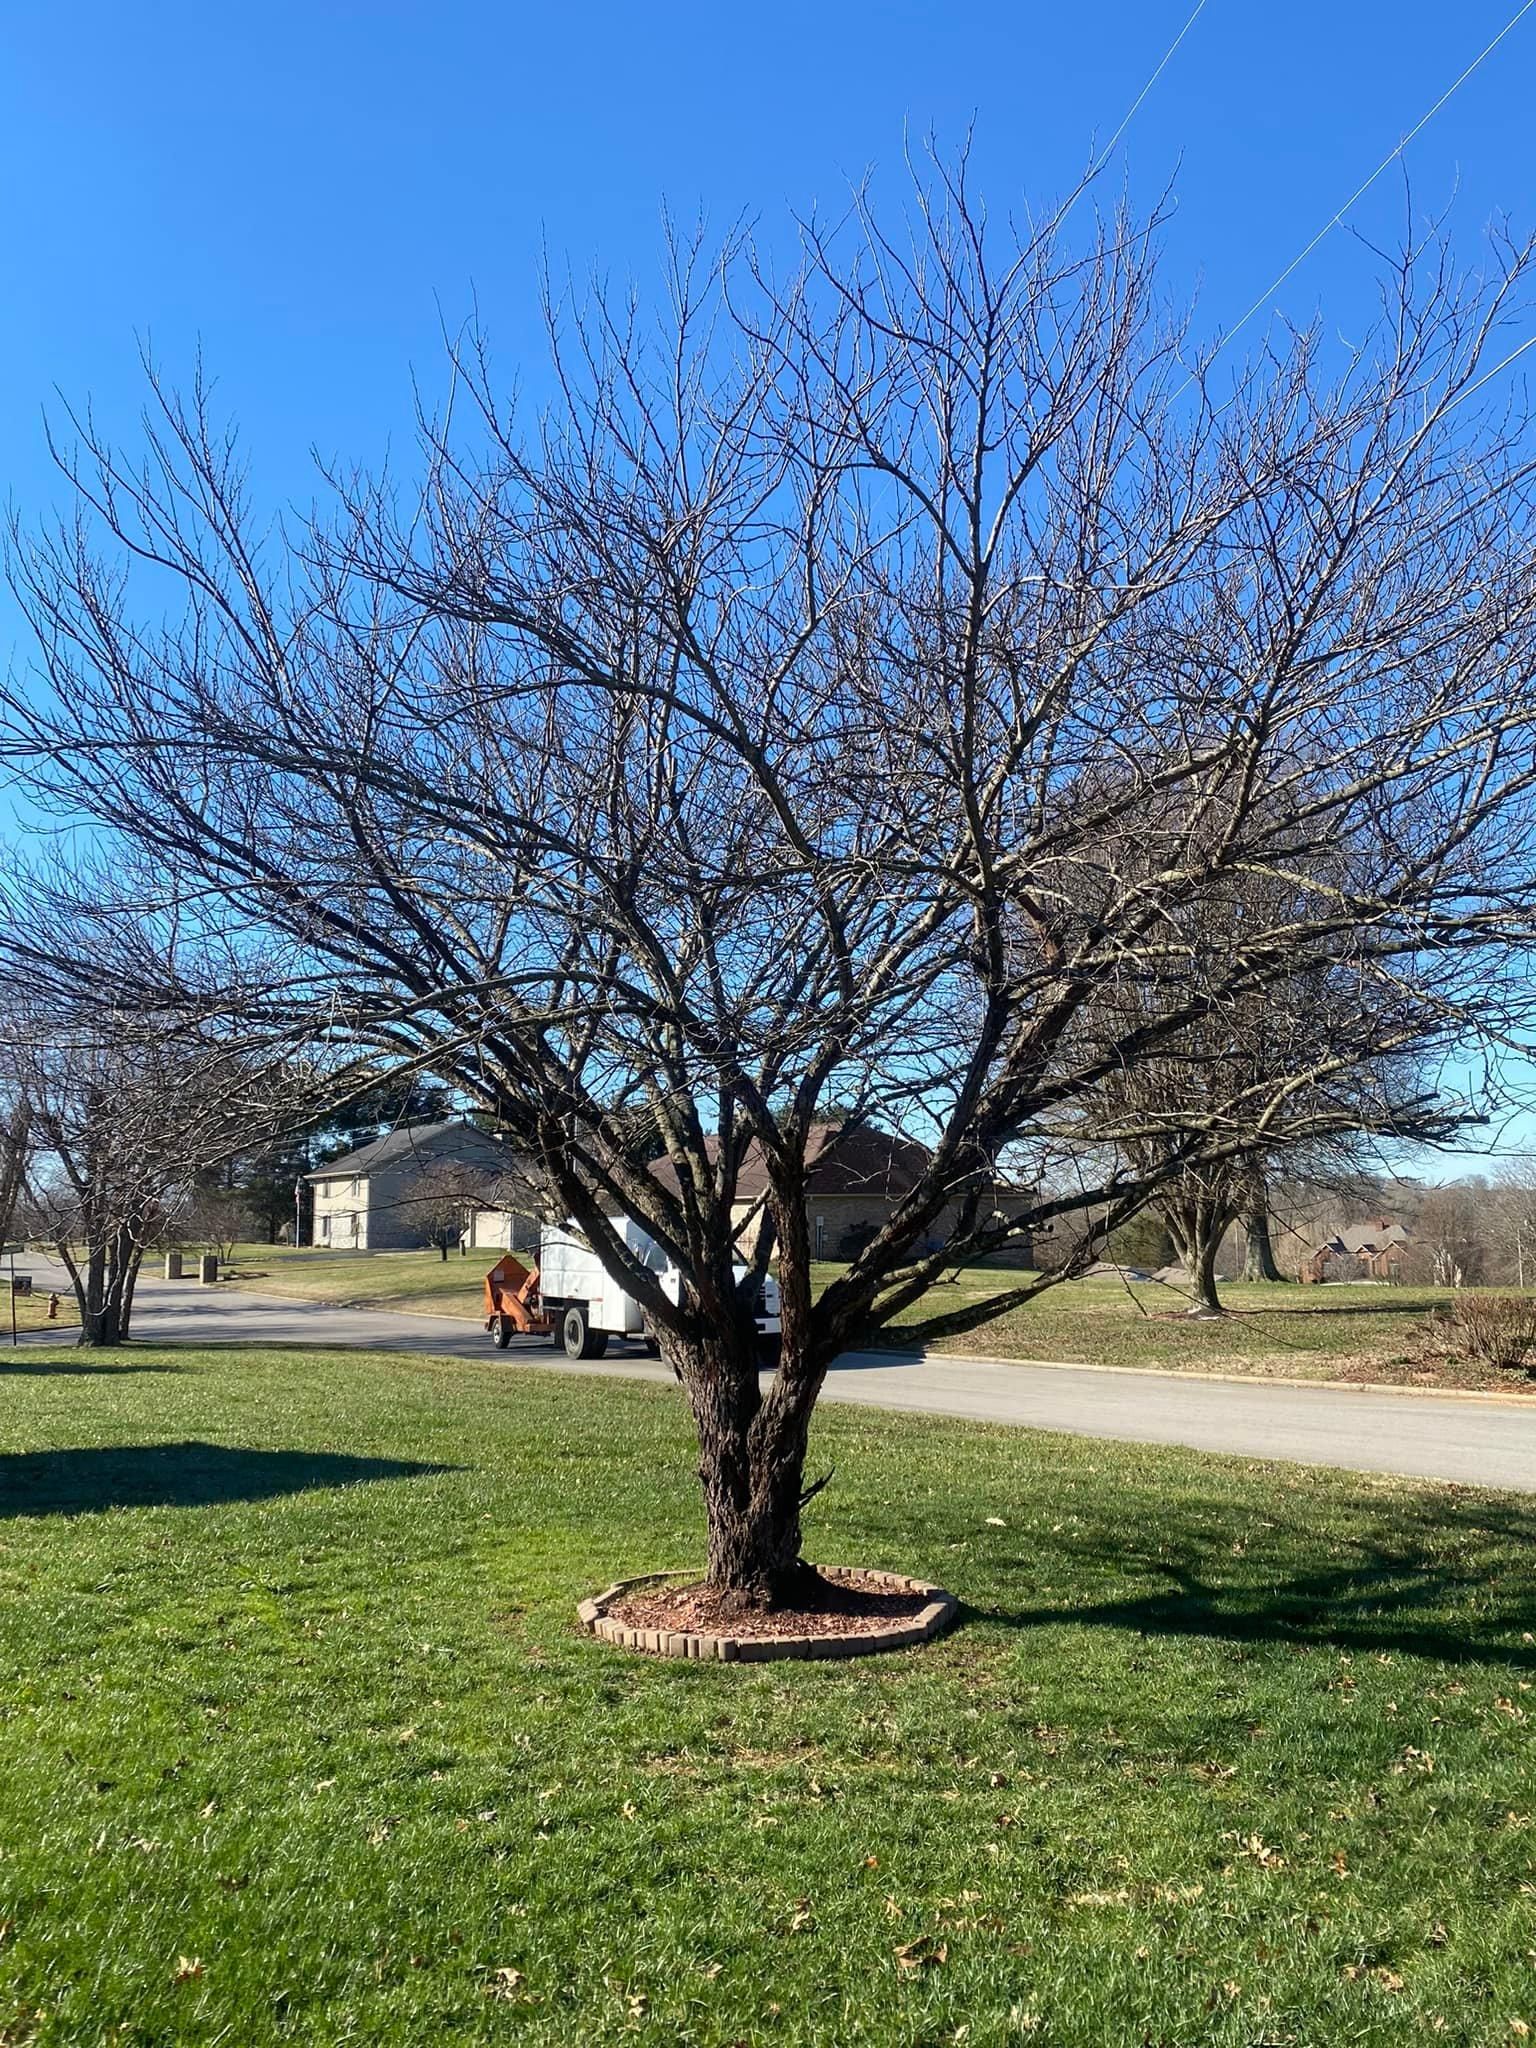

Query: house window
<box><xmin>318</xmin><ymin>1214</ymin><xmax>331</xmax><ymax>1242</ymax></box>
<box><xmin>814</xmin><ymin>1215</ymin><xmax>826</xmax><ymax>1259</ymax></box>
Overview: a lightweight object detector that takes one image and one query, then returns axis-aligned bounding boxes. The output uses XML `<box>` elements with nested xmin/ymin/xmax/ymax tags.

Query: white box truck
<box><xmin>535</xmin><ymin>1217</ymin><xmax>781</xmax><ymax>1362</ymax></box>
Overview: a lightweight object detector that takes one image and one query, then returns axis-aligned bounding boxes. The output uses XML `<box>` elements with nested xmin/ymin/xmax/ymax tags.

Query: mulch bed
<box><xmin>608</xmin><ymin>1567</ymin><xmax>931</xmax><ymax>1641</ymax></box>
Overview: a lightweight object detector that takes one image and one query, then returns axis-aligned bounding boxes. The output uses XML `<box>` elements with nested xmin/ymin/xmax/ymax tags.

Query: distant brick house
<box><xmin>305</xmin><ymin>1121</ymin><xmax>529</xmax><ymax>1251</ymax></box>
<box><xmin>1300</xmin><ymin>1217</ymin><xmax>1410</xmax><ymax>1284</ymax></box>
<box><xmin>652</xmin><ymin>1120</ymin><xmax>1034</xmax><ymax>1265</ymax></box>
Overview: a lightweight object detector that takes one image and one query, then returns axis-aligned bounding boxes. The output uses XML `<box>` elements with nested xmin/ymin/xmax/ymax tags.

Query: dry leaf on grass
<box><xmin>894</xmin><ymin>1936</ymin><xmax>948</xmax><ymax>1972</ymax></box>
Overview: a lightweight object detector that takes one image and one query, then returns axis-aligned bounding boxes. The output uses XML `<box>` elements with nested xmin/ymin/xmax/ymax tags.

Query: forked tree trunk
<box><xmin>1160</xmin><ymin>1201</ymin><xmax>1230</xmax><ymax>1317</ymax></box>
<box><xmin>666</xmin><ymin>1325</ymin><xmax>818</xmax><ymax>1607</ymax></box>
<box><xmin>65</xmin><ymin>1226</ymin><xmax>143</xmax><ymax>1347</ymax></box>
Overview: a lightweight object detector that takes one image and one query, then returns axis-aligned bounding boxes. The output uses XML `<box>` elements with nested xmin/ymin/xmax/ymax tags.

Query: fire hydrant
<box><xmin>47</xmin><ymin>1293</ymin><xmax>59</xmax><ymax>1321</ymax></box>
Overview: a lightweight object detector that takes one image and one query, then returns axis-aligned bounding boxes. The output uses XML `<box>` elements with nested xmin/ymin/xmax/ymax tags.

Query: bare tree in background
<box><xmin>1239</xmin><ymin>1165</ymin><xmax>1287</xmax><ymax>1284</ymax></box>
<box><xmin>8</xmin><ymin>155</ymin><xmax>1536</xmax><ymax>1598</ymax></box>
<box><xmin>1081</xmin><ymin>881</ymin><xmax>1467</xmax><ymax>1313</ymax></box>
<box><xmin>0</xmin><ymin>1099</ymin><xmax>29</xmax><ymax>1255</ymax></box>
<box><xmin>405</xmin><ymin>1161</ymin><xmax>489</xmax><ymax>1259</ymax></box>
<box><xmin>2</xmin><ymin>990</ymin><xmax>293</xmax><ymax>1346</ymax></box>
<box><xmin>1491</xmin><ymin>1160</ymin><xmax>1536</xmax><ymax>1286</ymax></box>
<box><xmin>179</xmin><ymin>1181</ymin><xmax>259</xmax><ymax>1263</ymax></box>
<box><xmin>1405</xmin><ymin>1180</ymin><xmax>1492</xmax><ymax>1288</ymax></box>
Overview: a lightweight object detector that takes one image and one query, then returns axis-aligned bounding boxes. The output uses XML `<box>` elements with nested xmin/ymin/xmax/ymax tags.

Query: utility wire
<box><xmin>1209</xmin><ymin>0</ymin><xmax>1536</xmax><ymax>366</ymax></box>
<box><xmin>1444</xmin><ymin>328</ymin><xmax>1536</xmax><ymax>417</ymax></box>
<box><xmin>1092</xmin><ymin>0</ymin><xmax>1212</xmax><ymax>172</ymax></box>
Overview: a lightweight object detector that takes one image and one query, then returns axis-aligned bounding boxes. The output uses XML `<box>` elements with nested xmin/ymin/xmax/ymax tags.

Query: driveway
<box><xmin>24</xmin><ymin>1260</ymin><xmax>1536</xmax><ymax>1494</ymax></box>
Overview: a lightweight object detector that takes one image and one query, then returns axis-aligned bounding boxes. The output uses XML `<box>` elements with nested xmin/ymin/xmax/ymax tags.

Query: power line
<box><xmin>1209</xmin><ymin>0</ymin><xmax>1536</xmax><ymax>366</ymax></box>
<box><xmin>1093</xmin><ymin>0</ymin><xmax>1212</xmax><ymax>171</ymax></box>
<box><xmin>1444</xmin><ymin>329</ymin><xmax>1536</xmax><ymax>418</ymax></box>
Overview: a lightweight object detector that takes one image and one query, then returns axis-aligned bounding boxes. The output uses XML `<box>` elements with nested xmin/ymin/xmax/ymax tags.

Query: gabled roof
<box><xmin>305</xmin><ymin>1120</ymin><xmax>508</xmax><ymax>1182</ymax></box>
<box><xmin>1315</xmin><ymin>1219</ymin><xmax>1410</xmax><ymax>1257</ymax></box>
<box><xmin>652</xmin><ymin>1119</ymin><xmax>1002</xmax><ymax>1203</ymax></box>
<box><xmin>1336</xmin><ymin>1219</ymin><xmax>1410</xmax><ymax>1255</ymax></box>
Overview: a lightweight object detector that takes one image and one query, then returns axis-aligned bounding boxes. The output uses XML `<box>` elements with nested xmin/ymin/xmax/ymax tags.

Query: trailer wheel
<box><xmin>561</xmin><ymin>1305</ymin><xmax>608</xmax><ymax>1360</ymax></box>
<box><xmin>489</xmin><ymin>1312</ymin><xmax>513</xmax><ymax>1350</ymax></box>
<box><xmin>757</xmin><ymin>1334</ymin><xmax>782</xmax><ymax>1371</ymax></box>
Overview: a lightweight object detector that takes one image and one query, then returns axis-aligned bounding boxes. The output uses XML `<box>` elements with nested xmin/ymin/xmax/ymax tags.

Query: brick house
<box><xmin>305</xmin><ymin>1121</ymin><xmax>527</xmax><ymax>1251</ymax></box>
<box><xmin>653</xmin><ymin>1120</ymin><xmax>1034</xmax><ymax>1265</ymax></box>
<box><xmin>1299</xmin><ymin>1216</ymin><xmax>1410</xmax><ymax>1284</ymax></box>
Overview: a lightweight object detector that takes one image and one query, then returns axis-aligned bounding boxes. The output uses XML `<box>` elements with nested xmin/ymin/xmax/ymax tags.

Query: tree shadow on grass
<box><xmin>977</xmin><ymin>1490</ymin><xmax>1536</xmax><ymax>1670</ymax></box>
<box><xmin>1222</xmin><ymin>1300</ymin><xmax>1442</xmax><ymax>1323</ymax></box>
<box><xmin>0</xmin><ymin>1441</ymin><xmax>454</xmax><ymax>1518</ymax></box>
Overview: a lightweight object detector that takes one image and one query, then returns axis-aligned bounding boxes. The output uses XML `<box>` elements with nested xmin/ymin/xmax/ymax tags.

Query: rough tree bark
<box><xmin>672</xmin><ymin>1330</ymin><xmax>818</xmax><ymax>1606</ymax></box>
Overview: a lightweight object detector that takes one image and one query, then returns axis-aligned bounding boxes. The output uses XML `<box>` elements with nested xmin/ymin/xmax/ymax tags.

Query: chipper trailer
<box><xmin>485</xmin><ymin>1218</ymin><xmax>782</xmax><ymax>1362</ymax></box>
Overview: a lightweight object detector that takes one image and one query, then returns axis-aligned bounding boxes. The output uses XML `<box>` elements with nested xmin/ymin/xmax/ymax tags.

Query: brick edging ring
<box><xmin>576</xmin><ymin>1565</ymin><xmax>957</xmax><ymax>1662</ymax></box>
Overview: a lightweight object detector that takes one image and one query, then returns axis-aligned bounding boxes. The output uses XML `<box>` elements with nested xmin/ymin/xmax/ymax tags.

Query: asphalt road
<box><xmin>24</xmin><ymin>1261</ymin><xmax>1536</xmax><ymax>1494</ymax></box>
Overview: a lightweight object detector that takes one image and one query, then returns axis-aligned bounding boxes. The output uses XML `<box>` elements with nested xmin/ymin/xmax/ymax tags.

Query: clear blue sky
<box><xmin>3</xmin><ymin>0</ymin><xmax>1535</xmax><ymax>1175</ymax></box>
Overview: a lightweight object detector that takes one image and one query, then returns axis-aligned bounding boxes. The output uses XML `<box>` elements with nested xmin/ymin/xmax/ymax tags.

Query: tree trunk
<box><xmin>77</xmin><ymin>1252</ymin><xmax>127</xmax><ymax>1345</ymax></box>
<box><xmin>1160</xmin><ymin>1200</ymin><xmax>1228</xmax><ymax>1316</ymax></box>
<box><xmin>1242</xmin><ymin>1203</ymin><xmax>1284</xmax><ymax>1283</ymax></box>
<box><xmin>115</xmin><ymin>1234</ymin><xmax>144</xmax><ymax>1338</ymax></box>
<box><xmin>1191</xmin><ymin>1228</ymin><xmax>1224</xmax><ymax>1316</ymax></box>
<box><xmin>0</xmin><ymin>1104</ymin><xmax>29</xmax><ymax>1248</ymax></box>
<box><xmin>666</xmin><ymin>1325</ymin><xmax>818</xmax><ymax>1609</ymax></box>
<box><xmin>62</xmin><ymin>1226</ymin><xmax>143</xmax><ymax>1347</ymax></box>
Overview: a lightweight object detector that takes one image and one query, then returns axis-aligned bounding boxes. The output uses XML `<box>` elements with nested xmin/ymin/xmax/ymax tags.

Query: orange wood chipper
<box><xmin>483</xmin><ymin>1254</ymin><xmax>552</xmax><ymax>1348</ymax></box>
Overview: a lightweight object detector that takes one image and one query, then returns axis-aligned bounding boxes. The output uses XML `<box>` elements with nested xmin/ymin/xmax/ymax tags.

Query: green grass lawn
<box><xmin>3</xmin><ymin>1292</ymin><xmax>77</xmax><ymax>1339</ymax></box>
<box><xmin>226</xmin><ymin>1247</ymin><xmax>1500</xmax><ymax>1390</ymax></box>
<box><xmin>875</xmin><ymin>1273</ymin><xmax>1496</xmax><ymax>1387</ymax></box>
<box><xmin>225</xmin><ymin>1243</ymin><xmax>494</xmax><ymax>1320</ymax></box>
<box><xmin>1</xmin><ymin>1344</ymin><xmax>1534</xmax><ymax>2043</ymax></box>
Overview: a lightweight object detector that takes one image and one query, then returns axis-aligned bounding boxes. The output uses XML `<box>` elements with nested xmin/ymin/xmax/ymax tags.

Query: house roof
<box><xmin>1335</xmin><ymin>1218</ymin><xmax>1410</xmax><ymax>1255</ymax></box>
<box><xmin>652</xmin><ymin>1120</ymin><xmax>986</xmax><ymax>1203</ymax></box>
<box><xmin>305</xmin><ymin>1120</ymin><xmax>508</xmax><ymax>1183</ymax></box>
<box><xmin>1317</xmin><ymin>1219</ymin><xmax>1410</xmax><ymax>1257</ymax></box>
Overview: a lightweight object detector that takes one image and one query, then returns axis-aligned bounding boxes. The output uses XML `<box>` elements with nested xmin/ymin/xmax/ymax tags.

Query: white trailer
<box><xmin>536</xmin><ymin>1218</ymin><xmax>781</xmax><ymax>1361</ymax></box>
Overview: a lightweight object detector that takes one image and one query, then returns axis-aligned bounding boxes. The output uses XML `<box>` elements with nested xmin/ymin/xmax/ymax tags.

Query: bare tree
<box><xmin>1239</xmin><ymin>1165</ymin><xmax>1287</xmax><ymax>1284</ymax></box>
<box><xmin>2</xmin><ymin>988</ymin><xmax>292</xmax><ymax>1346</ymax></box>
<box><xmin>1403</xmin><ymin>1180</ymin><xmax>1491</xmax><ymax>1288</ymax></box>
<box><xmin>0</xmin><ymin>1098</ymin><xmax>29</xmax><ymax>1253</ymax></box>
<box><xmin>405</xmin><ymin>1161</ymin><xmax>489</xmax><ymax>1259</ymax></box>
<box><xmin>1084</xmin><ymin>916</ymin><xmax>1466</xmax><ymax>1313</ymax></box>
<box><xmin>1490</xmin><ymin>1159</ymin><xmax>1536</xmax><ymax>1286</ymax></box>
<box><xmin>179</xmin><ymin>1181</ymin><xmax>259</xmax><ymax>1262</ymax></box>
<box><xmin>8</xmin><ymin>157</ymin><xmax>1536</xmax><ymax>1596</ymax></box>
